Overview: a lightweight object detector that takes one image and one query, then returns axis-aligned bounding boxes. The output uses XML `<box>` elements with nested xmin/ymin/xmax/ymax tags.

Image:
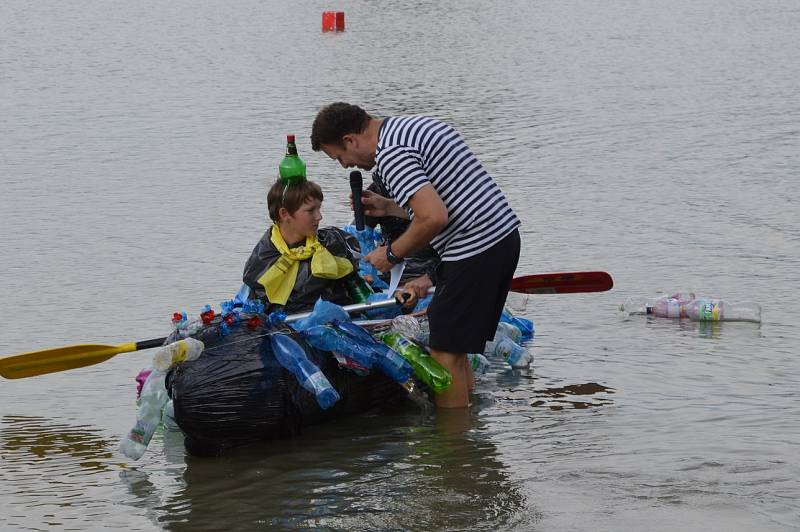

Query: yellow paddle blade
<box><xmin>0</xmin><ymin>342</ymin><xmax>138</xmax><ymax>380</ymax></box>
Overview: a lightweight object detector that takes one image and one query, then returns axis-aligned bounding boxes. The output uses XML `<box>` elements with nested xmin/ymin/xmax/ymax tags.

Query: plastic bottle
<box><xmin>488</xmin><ymin>337</ymin><xmax>533</xmax><ymax>369</ymax></box>
<box><xmin>305</xmin><ymin>322</ymin><xmax>414</xmax><ymax>385</ymax></box>
<box><xmin>683</xmin><ymin>299</ymin><xmax>762</xmax><ymax>322</ymax></box>
<box><xmin>120</xmin><ymin>368</ymin><xmax>169</xmax><ymax>460</ymax></box>
<box><xmin>620</xmin><ymin>293</ymin><xmax>695</xmax><ymax>317</ymax></box>
<box><xmin>499</xmin><ymin>309</ymin><xmax>534</xmax><ymax>340</ymax></box>
<box><xmin>270</xmin><ymin>333</ymin><xmax>340</xmax><ymax>409</ymax></box>
<box><xmin>152</xmin><ymin>338</ymin><xmax>205</xmax><ymax>372</ymax></box>
<box><xmin>468</xmin><ymin>352</ymin><xmax>490</xmax><ymax>377</ymax></box>
<box><xmin>380</xmin><ymin>332</ymin><xmax>452</xmax><ymax>393</ymax></box>
<box><xmin>162</xmin><ymin>400</ymin><xmax>181</xmax><ymax>432</ymax></box>
<box><xmin>302</xmin><ymin>325</ymin><xmax>378</xmax><ymax>372</ymax></box>
<box><xmin>494</xmin><ymin>322</ymin><xmax>522</xmax><ymax>343</ymax></box>
<box><xmin>291</xmin><ymin>298</ymin><xmax>351</xmax><ymax>332</ymax></box>
<box><xmin>334</xmin><ymin>322</ymin><xmax>413</xmax><ymax>384</ymax></box>
<box><xmin>278</xmin><ymin>134</ymin><xmax>306</xmax><ymax>185</ymax></box>
<box><xmin>389</xmin><ymin>315</ymin><xmax>431</xmax><ymax>344</ymax></box>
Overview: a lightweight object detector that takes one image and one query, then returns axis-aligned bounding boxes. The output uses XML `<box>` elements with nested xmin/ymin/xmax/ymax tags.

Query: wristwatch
<box><xmin>386</xmin><ymin>243</ymin><xmax>403</xmax><ymax>265</ymax></box>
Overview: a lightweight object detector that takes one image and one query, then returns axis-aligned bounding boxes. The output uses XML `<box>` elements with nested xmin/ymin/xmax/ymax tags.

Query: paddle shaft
<box><xmin>0</xmin><ymin>295</ymin><xmax>413</xmax><ymax>380</ymax></box>
<box><xmin>0</xmin><ymin>272</ymin><xmax>612</xmax><ymax>379</ymax></box>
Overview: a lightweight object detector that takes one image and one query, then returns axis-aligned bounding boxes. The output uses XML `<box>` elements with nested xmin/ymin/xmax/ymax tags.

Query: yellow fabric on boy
<box><xmin>257</xmin><ymin>224</ymin><xmax>354</xmax><ymax>305</ymax></box>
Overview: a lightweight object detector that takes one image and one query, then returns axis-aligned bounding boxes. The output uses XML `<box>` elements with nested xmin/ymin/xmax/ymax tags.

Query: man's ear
<box><xmin>342</xmin><ymin>133</ymin><xmax>357</xmax><ymax>149</ymax></box>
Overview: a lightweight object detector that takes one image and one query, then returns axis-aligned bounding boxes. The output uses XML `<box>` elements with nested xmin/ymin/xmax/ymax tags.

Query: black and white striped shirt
<box><xmin>374</xmin><ymin>115</ymin><xmax>520</xmax><ymax>261</ymax></box>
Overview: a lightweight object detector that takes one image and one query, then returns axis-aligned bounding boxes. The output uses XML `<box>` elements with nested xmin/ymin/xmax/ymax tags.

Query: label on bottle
<box><xmin>127</xmin><ymin>419</ymin><xmax>157</xmax><ymax>445</ymax></box>
<box><xmin>667</xmin><ymin>299</ymin><xmax>681</xmax><ymax>318</ymax></box>
<box><xmin>698</xmin><ymin>300</ymin><xmax>721</xmax><ymax>321</ymax></box>
<box><xmin>305</xmin><ymin>371</ymin><xmax>329</xmax><ymax>394</ymax></box>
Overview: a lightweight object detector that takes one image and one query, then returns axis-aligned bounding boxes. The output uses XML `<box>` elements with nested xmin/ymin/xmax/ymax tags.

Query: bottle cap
<box><xmin>287</xmin><ymin>134</ymin><xmax>296</xmax><ymax>142</ymax></box>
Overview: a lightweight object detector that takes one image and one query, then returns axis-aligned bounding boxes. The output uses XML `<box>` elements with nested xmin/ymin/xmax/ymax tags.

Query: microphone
<box><xmin>349</xmin><ymin>170</ymin><xmax>365</xmax><ymax>230</ymax></box>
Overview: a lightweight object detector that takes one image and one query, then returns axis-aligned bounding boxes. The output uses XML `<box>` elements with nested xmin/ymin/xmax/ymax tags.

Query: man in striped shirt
<box><xmin>311</xmin><ymin>102</ymin><xmax>521</xmax><ymax>408</ymax></box>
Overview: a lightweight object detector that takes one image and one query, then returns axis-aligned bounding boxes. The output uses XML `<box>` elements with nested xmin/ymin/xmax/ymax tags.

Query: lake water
<box><xmin>1</xmin><ymin>0</ymin><xmax>798</xmax><ymax>530</ymax></box>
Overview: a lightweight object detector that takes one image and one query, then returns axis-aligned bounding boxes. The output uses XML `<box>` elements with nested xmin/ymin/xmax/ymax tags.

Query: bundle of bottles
<box><xmin>620</xmin><ymin>292</ymin><xmax>762</xmax><ymax>322</ymax></box>
<box><xmin>120</xmin><ymin>298</ymin><xmax>534</xmax><ymax>460</ymax></box>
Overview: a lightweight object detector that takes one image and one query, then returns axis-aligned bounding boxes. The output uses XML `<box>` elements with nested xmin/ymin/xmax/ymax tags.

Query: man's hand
<box><xmin>365</xmin><ymin>245</ymin><xmax>393</xmax><ymax>273</ymax></box>
<box><xmin>358</xmin><ymin>190</ymin><xmax>408</xmax><ymax>219</ymax></box>
<box><xmin>394</xmin><ymin>274</ymin><xmax>434</xmax><ymax>311</ymax></box>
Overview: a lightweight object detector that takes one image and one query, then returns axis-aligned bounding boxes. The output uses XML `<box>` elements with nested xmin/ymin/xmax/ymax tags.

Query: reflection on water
<box><xmin>143</xmin><ymin>410</ymin><xmax>528</xmax><ymax>531</ymax></box>
<box><xmin>0</xmin><ymin>415</ymin><xmax>114</xmax><ymax>472</ymax></box>
<box><xmin>530</xmin><ymin>382</ymin><xmax>615</xmax><ymax>410</ymax></box>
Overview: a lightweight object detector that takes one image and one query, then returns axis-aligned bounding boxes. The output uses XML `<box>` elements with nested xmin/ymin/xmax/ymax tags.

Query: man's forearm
<box><xmin>391</xmin><ymin>216</ymin><xmax>445</xmax><ymax>259</ymax></box>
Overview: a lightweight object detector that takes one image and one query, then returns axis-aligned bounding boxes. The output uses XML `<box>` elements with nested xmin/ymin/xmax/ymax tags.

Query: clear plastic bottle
<box><xmin>270</xmin><ymin>333</ymin><xmax>340</xmax><ymax>409</ymax></box>
<box><xmin>152</xmin><ymin>338</ymin><xmax>205</xmax><ymax>372</ymax></box>
<box><xmin>499</xmin><ymin>309</ymin><xmax>534</xmax><ymax>340</ymax></box>
<box><xmin>683</xmin><ymin>299</ymin><xmax>762</xmax><ymax>322</ymax></box>
<box><xmin>495</xmin><ymin>322</ymin><xmax>522</xmax><ymax>343</ymax></box>
<box><xmin>489</xmin><ymin>337</ymin><xmax>533</xmax><ymax>369</ymax></box>
<box><xmin>162</xmin><ymin>399</ymin><xmax>181</xmax><ymax>432</ymax></box>
<box><xmin>468</xmin><ymin>352</ymin><xmax>490</xmax><ymax>378</ymax></box>
<box><xmin>620</xmin><ymin>293</ymin><xmax>695</xmax><ymax>317</ymax></box>
<box><xmin>120</xmin><ymin>368</ymin><xmax>169</xmax><ymax>459</ymax></box>
<box><xmin>380</xmin><ymin>332</ymin><xmax>452</xmax><ymax>393</ymax></box>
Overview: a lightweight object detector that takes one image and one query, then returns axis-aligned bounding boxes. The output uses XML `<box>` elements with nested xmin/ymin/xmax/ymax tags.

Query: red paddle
<box><xmin>509</xmin><ymin>271</ymin><xmax>613</xmax><ymax>294</ymax></box>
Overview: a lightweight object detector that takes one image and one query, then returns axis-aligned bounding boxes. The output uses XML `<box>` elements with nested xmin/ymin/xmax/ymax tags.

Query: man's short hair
<box><xmin>310</xmin><ymin>102</ymin><xmax>372</xmax><ymax>151</ymax></box>
<box><xmin>267</xmin><ymin>180</ymin><xmax>324</xmax><ymax>222</ymax></box>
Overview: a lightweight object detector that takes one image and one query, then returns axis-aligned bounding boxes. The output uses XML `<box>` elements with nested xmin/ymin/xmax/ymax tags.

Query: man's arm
<box><xmin>365</xmin><ymin>184</ymin><xmax>448</xmax><ymax>272</ymax></box>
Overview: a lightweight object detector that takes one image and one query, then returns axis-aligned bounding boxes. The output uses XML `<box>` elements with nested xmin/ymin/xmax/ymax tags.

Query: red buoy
<box><xmin>322</xmin><ymin>11</ymin><xmax>345</xmax><ymax>32</ymax></box>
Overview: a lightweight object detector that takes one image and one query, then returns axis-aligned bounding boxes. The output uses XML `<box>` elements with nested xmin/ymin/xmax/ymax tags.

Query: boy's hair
<box><xmin>310</xmin><ymin>102</ymin><xmax>372</xmax><ymax>151</ymax></box>
<box><xmin>267</xmin><ymin>180</ymin><xmax>324</xmax><ymax>222</ymax></box>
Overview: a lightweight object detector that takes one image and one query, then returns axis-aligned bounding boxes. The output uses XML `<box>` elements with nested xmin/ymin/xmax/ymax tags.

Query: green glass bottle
<box><xmin>380</xmin><ymin>332</ymin><xmax>452</xmax><ymax>394</ymax></box>
<box><xmin>345</xmin><ymin>274</ymin><xmax>373</xmax><ymax>304</ymax></box>
<box><xmin>278</xmin><ymin>134</ymin><xmax>307</xmax><ymax>185</ymax></box>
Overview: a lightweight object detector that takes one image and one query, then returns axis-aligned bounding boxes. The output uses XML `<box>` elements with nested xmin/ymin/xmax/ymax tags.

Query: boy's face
<box><xmin>279</xmin><ymin>197</ymin><xmax>323</xmax><ymax>240</ymax></box>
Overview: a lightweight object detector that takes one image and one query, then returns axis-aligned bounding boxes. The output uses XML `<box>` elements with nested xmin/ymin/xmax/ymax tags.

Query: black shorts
<box><xmin>428</xmin><ymin>229</ymin><xmax>521</xmax><ymax>353</ymax></box>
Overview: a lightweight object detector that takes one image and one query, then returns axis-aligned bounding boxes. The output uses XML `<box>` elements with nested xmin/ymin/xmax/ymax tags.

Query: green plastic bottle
<box><xmin>380</xmin><ymin>332</ymin><xmax>451</xmax><ymax>393</ymax></box>
<box><xmin>278</xmin><ymin>134</ymin><xmax>306</xmax><ymax>185</ymax></box>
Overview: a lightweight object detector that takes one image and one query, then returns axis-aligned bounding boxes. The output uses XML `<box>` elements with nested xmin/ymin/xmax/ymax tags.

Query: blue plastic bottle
<box><xmin>270</xmin><ymin>334</ymin><xmax>340</xmax><ymax>409</ymax></box>
<box><xmin>302</xmin><ymin>325</ymin><xmax>377</xmax><ymax>371</ymax></box>
<box><xmin>333</xmin><ymin>322</ymin><xmax>413</xmax><ymax>384</ymax></box>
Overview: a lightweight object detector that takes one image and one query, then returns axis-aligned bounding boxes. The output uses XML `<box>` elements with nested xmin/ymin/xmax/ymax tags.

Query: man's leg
<box><xmin>429</xmin><ymin>348</ymin><xmax>470</xmax><ymax>408</ymax></box>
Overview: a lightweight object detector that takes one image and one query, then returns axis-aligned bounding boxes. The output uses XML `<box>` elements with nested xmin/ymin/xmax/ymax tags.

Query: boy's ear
<box><xmin>277</xmin><ymin>206</ymin><xmax>291</xmax><ymax>222</ymax></box>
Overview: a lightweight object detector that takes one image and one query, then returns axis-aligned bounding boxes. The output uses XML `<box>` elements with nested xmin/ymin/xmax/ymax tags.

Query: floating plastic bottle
<box><xmin>278</xmin><ymin>134</ymin><xmax>306</xmax><ymax>184</ymax></box>
<box><xmin>380</xmin><ymin>332</ymin><xmax>451</xmax><ymax>393</ymax></box>
<box><xmin>620</xmin><ymin>293</ymin><xmax>695</xmax><ymax>317</ymax></box>
<box><xmin>270</xmin><ymin>333</ymin><xmax>340</xmax><ymax>409</ymax></box>
<box><xmin>152</xmin><ymin>338</ymin><xmax>205</xmax><ymax>372</ymax></box>
<box><xmin>487</xmin><ymin>336</ymin><xmax>533</xmax><ymax>369</ymax></box>
<box><xmin>468</xmin><ymin>352</ymin><xmax>490</xmax><ymax>377</ymax></box>
<box><xmin>683</xmin><ymin>299</ymin><xmax>762</xmax><ymax>322</ymax></box>
<box><xmin>620</xmin><ymin>294</ymin><xmax>761</xmax><ymax>322</ymax></box>
<box><xmin>120</xmin><ymin>369</ymin><xmax>169</xmax><ymax>460</ymax></box>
